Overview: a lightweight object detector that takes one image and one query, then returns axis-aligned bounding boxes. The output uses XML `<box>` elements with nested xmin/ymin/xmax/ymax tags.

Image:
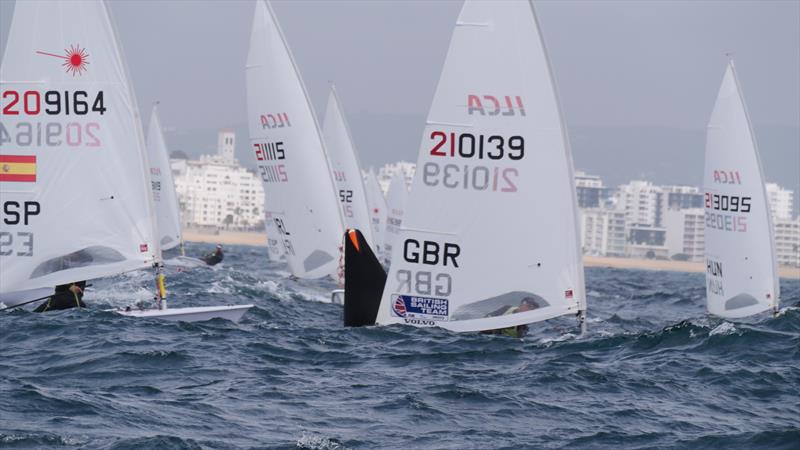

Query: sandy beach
<box><xmin>182</xmin><ymin>230</ymin><xmax>800</xmax><ymax>280</ymax></box>
<box><xmin>183</xmin><ymin>229</ymin><xmax>267</xmax><ymax>247</ymax></box>
<box><xmin>585</xmin><ymin>255</ymin><xmax>800</xmax><ymax>280</ymax></box>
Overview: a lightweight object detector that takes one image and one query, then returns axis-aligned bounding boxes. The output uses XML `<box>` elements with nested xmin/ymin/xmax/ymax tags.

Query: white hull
<box><xmin>163</xmin><ymin>256</ymin><xmax>209</xmax><ymax>268</ymax></box>
<box><xmin>115</xmin><ymin>304</ymin><xmax>253</xmax><ymax>323</ymax></box>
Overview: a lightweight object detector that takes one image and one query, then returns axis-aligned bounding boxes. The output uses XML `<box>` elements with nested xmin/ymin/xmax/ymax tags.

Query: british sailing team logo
<box><xmin>36</xmin><ymin>44</ymin><xmax>90</xmax><ymax>76</ymax></box>
<box><xmin>392</xmin><ymin>296</ymin><xmax>407</xmax><ymax>317</ymax></box>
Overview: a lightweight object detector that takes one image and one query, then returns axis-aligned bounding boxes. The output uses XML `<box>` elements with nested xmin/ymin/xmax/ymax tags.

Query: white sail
<box><xmin>0</xmin><ymin>0</ymin><xmax>159</xmax><ymax>294</ymax></box>
<box><xmin>264</xmin><ymin>210</ymin><xmax>285</xmax><ymax>261</ymax></box>
<box><xmin>245</xmin><ymin>0</ymin><xmax>343</xmax><ymax>279</ymax></box>
<box><xmin>364</xmin><ymin>168</ymin><xmax>388</xmax><ymax>256</ymax></box>
<box><xmin>383</xmin><ymin>170</ymin><xmax>408</xmax><ymax>266</ymax></box>
<box><xmin>375</xmin><ymin>0</ymin><xmax>586</xmax><ymax>332</ymax></box>
<box><xmin>146</xmin><ymin>104</ymin><xmax>182</xmax><ymax>252</ymax></box>
<box><xmin>703</xmin><ymin>61</ymin><xmax>779</xmax><ymax>318</ymax></box>
<box><xmin>322</xmin><ymin>85</ymin><xmax>374</xmax><ymax>246</ymax></box>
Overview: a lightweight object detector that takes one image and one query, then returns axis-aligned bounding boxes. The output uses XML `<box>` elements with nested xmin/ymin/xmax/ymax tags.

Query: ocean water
<box><xmin>1</xmin><ymin>242</ymin><xmax>798</xmax><ymax>450</ymax></box>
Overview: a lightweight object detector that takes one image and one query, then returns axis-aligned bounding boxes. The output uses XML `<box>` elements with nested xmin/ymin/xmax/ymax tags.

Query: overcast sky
<box><xmin>1</xmin><ymin>0</ymin><xmax>798</xmax><ymax>205</ymax></box>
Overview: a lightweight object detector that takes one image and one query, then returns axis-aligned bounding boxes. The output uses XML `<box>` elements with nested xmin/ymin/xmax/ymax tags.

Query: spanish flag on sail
<box><xmin>0</xmin><ymin>155</ymin><xmax>37</xmax><ymax>182</ymax></box>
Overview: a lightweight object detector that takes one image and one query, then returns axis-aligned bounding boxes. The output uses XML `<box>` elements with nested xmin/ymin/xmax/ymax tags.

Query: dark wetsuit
<box><xmin>200</xmin><ymin>249</ymin><xmax>224</xmax><ymax>266</ymax></box>
<box><xmin>34</xmin><ymin>281</ymin><xmax>86</xmax><ymax>312</ymax></box>
<box><xmin>480</xmin><ymin>304</ymin><xmax>530</xmax><ymax>338</ymax></box>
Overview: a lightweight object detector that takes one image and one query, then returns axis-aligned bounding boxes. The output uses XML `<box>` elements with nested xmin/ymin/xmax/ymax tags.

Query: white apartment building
<box><xmin>765</xmin><ymin>183</ymin><xmax>794</xmax><ymax>220</ymax></box>
<box><xmin>664</xmin><ymin>208</ymin><xmax>705</xmax><ymax>261</ymax></box>
<box><xmin>616</xmin><ymin>180</ymin><xmax>663</xmax><ymax>227</ymax></box>
<box><xmin>579</xmin><ymin>208</ymin><xmax>626</xmax><ymax>257</ymax></box>
<box><xmin>625</xmin><ymin>223</ymin><xmax>669</xmax><ymax>259</ymax></box>
<box><xmin>660</xmin><ymin>185</ymin><xmax>703</xmax><ymax>219</ymax></box>
<box><xmin>375</xmin><ymin>161</ymin><xmax>416</xmax><ymax>195</ymax></box>
<box><xmin>774</xmin><ymin>218</ymin><xmax>800</xmax><ymax>268</ymax></box>
<box><xmin>575</xmin><ymin>171</ymin><xmax>610</xmax><ymax>209</ymax></box>
<box><xmin>172</xmin><ymin>131</ymin><xmax>265</xmax><ymax>230</ymax></box>
<box><xmin>575</xmin><ymin>171</ymin><xmax>603</xmax><ymax>189</ymax></box>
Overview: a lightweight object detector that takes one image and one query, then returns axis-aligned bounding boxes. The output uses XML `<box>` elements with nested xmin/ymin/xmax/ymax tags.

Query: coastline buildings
<box><xmin>172</xmin><ymin>131</ymin><xmax>266</xmax><ymax>231</ymax></box>
<box><xmin>579</xmin><ymin>207</ymin><xmax>626</xmax><ymax>257</ymax></box>
<box><xmin>574</xmin><ymin>171</ymin><xmax>798</xmax><ymax>267</ymax></box>
<box><xmin>616</xmin><ymin>180</ymin><xmax>663</xmax><ymax>227</ymax></box>
<box><xmin>375</xmin><ymin>161</ymin><xmax>415</xmax><ymax>195</ymax></box>
<box><xmin>774</xmin><ymin>218</ymin><xmax>800</xmax><ymax>268</ymax></box>
<box><xmin>575</xmin><ymin>171</ymin><xmax>611</xmax><ymax>209</ymax></box>
<box><xmin>664</xmin><ymin>208</ymin><xmax>705</xmax><ymax>261</ymax></box>
<box><xmin>766</xmin><ymin>183</ymin><xmax>794</xmax><ymax>221</ymax></box>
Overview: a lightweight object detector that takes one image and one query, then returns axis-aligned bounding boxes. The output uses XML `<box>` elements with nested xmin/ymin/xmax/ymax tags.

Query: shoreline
<box><xmin>182</xmin><ymin>230</ymin><xmax>800</xmax><ymax>280</ymax></box>
<box><xmin>183</xmin><ymin>229</ymin><xmax>267</xmax><ymax>247</ymax></box>
<box><xmin>584</xmin><ymin>255</ymin><xmax>800</xmax><ymax>280</ymax></box>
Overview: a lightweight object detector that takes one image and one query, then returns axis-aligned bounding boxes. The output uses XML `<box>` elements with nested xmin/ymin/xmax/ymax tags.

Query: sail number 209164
<box><xmin>2</xmin><ymin>90</ymin><xmax>106</xmax><ymax>116</ymax></box>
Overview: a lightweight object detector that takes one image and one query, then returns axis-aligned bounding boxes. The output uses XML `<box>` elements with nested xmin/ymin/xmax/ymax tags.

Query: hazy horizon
<box><xmin>1</xmin><ymin>0</ymin><xmax>798</xmax><ymax>211</ymax></box>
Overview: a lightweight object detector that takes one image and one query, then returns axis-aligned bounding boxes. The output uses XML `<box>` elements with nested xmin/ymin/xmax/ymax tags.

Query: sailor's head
<box><xmin>518</xmin><ymin>297</ymin><xmax>539</xmax><ymax>312</ymax></box>
<box><xmin>216</xmin><ymin>244</ymin><xmax>223</xmax><ymax>249</ymax></box>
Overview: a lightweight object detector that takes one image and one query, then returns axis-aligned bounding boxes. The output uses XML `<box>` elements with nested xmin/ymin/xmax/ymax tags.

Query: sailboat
<box><xmin>344</xmin><ymin>0</ymin><xmax>587</xmax><ymax>333</ymax></box>
<box><xmin>246</xmin><ymin>0</ymin><xmax>344</xmax><ymax>280</ymax></box>
<box><xmin>382</xmin><ymin>170</ymin><xmax>408</xmax><ymax>266</ymax></box>
<box><xmin>703</xmin><ymin>60</ymin><xmax>779</xmax><ymax>318</ymax></box>
<box><xmin>322</xmin><ymin>85</ymin><xmax>374</xmax><ymax>247</ymax></box>
<box><xmin>364</xmin><ymin>168</ymin><xmax>388</xmax><ymax>257</ymax></box>
<box><xmin>144</xmin><ymin>103</ymin><xmax>207</xmax><ymax>268</ymax></box>
<box><xmin>0</xmin><ymin>0</ymin><xmax>251</xmax><ymax>322</ymax></box>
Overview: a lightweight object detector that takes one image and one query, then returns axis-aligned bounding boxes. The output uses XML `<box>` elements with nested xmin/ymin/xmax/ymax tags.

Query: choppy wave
<box><xmin>1</xmin><ymin>243</ymin><xmax>798</xmax><ymax>449</ymax></box>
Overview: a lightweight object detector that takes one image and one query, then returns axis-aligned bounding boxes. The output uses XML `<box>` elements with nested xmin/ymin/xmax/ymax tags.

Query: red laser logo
<box><xmin>36</xmin><ymin>45</ymin><xmax>90</xmax><ymax>76</ymax></box>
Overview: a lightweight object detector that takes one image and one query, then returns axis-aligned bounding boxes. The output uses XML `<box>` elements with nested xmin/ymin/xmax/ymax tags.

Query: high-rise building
<box><xmin>625</xmin><ymin>223</ymin><xmax>668</xmax><ymax>259</ymax></box>
<box><xmin>664</xmin><ymin>208</ymin><xmax>705</xmax><ymax>261</ymax></box>
<box><xmin>575</xmin><ymin>171</ymin><xmax>611</xmax><ymax>209</ymax></box>
<box><xmin>661</xmin><ymin>185</ymin><xmax>703</xmax><ymax>215</ymax></box>
<box><xmin>171</xmin><ymin>131</ymin><xmax>265</xmax><ymax>230</ymax></box>
<box><xmin>765</xmin><ymin>183</ymin><xmax>794</xmax><ymax>220</ymax></box>
<box><xmin>579</xmin><ymin>207</ymin><xmax>626</xmax><ymax>257</ymax></box>
<box><xmin>616</xmin><ymin>180</ymin><xmax>663</xmax><ymax>227</ymax></box>
<box><xmin>774</xmin><ymin>218</ymin><xmax>800</xmax><ymax>268</ymax></box>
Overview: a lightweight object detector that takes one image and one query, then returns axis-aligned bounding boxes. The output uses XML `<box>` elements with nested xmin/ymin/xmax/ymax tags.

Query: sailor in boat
<box><xmin>34</xmin><ymin>281</ymin><xmax>87</xmax><ymax>313</ymax></box>
<box><xmin>200</xmin><ymin>244</ymin><xmax>224</xmax><ymax>266</ymax></box>
<box><xmin>481</xmin><ymin>297</ymin><xmax>540</xmax><ymax>338</ymax></box>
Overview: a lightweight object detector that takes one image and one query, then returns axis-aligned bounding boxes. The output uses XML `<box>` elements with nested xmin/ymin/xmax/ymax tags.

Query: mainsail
<box><xmin>364</xmin><ymin>168</ymin><xmax>388</xmax><ymax>257</ymax></box>
<box><xmin>264</xmin><ymin>211</ymin><xmax>286</xmax><ymax>261</ymax></box>
<box><xmin>383</xmin><ymin>170</ymin><xmax>408</xmax><ymax>266</ymax></box>
<box><xmin>322</xmin><ymin>85</ymin><xmax>374</xmax><ymax>246</ymax></box>
<box><xmin>0</xmin><ymin>0</ymin><xmax>159</xmax><ymax>293</ymax></box>
<box><xmin>146</xmin><ymin>104</ymin><xmax>182</xmax><ymax>252</ymax></box>
<box><xmin>374</xmin><ymin>0</ymin><xmax>586</xmax><ymax>332</ymax></box>
<box><xmin>703</xmin><ymin>61</ymin><xmax>779</xmax><ymax>318</ymax></box>
<box><xmin>245</xmin><ymin>0</ymin><xmax>343</xmax><ymax>279</ymax></box>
